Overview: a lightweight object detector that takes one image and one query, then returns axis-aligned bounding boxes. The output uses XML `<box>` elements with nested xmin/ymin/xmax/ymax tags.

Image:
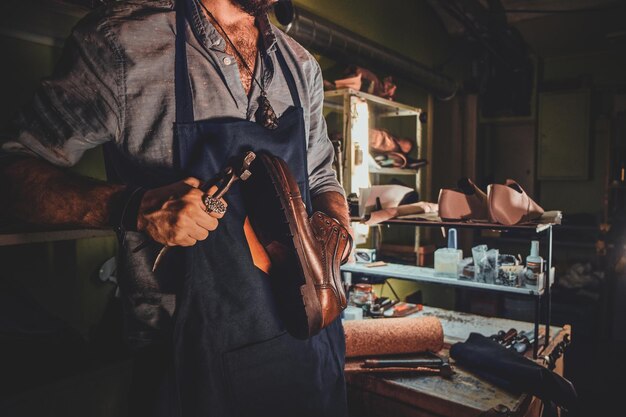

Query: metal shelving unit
<box><xmin>324</xmin><ymin>88</ymin><xmax>425</xmax><ymax>255</ymax></box>
<box><xmin>341</xmin><ymin>214</ymin><xmax>561</xmax><ymax>359</ymax></box>
<box><xmin>323</xmin><ymin>88</ymin><xmax>423</xmax><ymax>194</ymax></box>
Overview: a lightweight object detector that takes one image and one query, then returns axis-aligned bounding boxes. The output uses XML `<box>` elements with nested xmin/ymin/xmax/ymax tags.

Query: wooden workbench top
<box><xmin>345</xmin><ymin>307</ymin><xmax>569</xmax><ymax>417</ymax></box>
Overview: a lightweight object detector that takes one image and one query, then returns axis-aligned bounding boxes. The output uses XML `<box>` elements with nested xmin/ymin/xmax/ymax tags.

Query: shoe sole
<box><xmin>245</xmin><ymin>153</ymin><xmax>323</xmax><ymax>339</ymax></box>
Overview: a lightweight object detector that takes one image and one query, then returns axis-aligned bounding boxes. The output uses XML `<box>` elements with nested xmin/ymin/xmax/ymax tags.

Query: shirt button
<box><xmin>223</xmin><ymin>57</ymin><xmax>232</xmax><ymax>65</ymax></box>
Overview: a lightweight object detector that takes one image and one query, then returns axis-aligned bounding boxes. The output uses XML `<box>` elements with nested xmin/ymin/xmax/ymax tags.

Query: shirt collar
<box><xmin>257</xmin><ymin>13</ymin><xmax>278</xmax><ymax>54</ymax></box>
<box><xmin>185</xmin><ymin>0</ymin><xmax>278</xmax><ymax>54</ymax></box>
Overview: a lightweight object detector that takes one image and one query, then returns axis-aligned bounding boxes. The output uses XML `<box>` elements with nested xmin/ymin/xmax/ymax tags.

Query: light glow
<box><xmin>350</xmin><ymin>99</ymin><xmax>370</xmax><ymax>194</ymax></box>
<box><xmin>350</xmin><ymin>99</ymin><xmax>371</xmax><ymax>243</ymax></box>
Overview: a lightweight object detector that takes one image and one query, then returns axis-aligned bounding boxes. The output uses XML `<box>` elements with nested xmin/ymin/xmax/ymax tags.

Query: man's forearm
<box><xmin>311</xmin><ymin>191</ymin><xmax>350</xmax><ymax>231</ymax></box>
<box><xmin>0</xmin><ymin>156</ymin><xmax>125</xmax><ymax>228</ymax></box>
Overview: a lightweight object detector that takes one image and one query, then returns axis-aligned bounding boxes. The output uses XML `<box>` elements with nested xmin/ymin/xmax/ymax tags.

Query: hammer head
<box><xmin>440</xmin><ymin>363</ymin><xmax>454</xmax><ymax>378</ymax></box>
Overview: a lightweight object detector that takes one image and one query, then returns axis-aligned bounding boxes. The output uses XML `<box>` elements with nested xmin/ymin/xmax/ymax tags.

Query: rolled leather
<box><xmin>344</xmin><ymin>316</ymin><xmax>444</xmax><ymax>358</ymax></box>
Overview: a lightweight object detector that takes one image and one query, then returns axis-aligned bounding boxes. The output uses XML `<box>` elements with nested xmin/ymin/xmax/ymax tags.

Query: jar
<box><xmin>349</xmin><ymin>283</ymin><xmax>375</xmax><ymax>309</ymax></box>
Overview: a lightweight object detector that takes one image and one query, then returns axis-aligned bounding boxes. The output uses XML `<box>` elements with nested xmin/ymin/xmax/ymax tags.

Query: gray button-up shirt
<box><xmin>2</xmin><ymin>0</ymin><xmax>343</xmax><ymax>346</ymax></box>
<box><xmin>2</xmin><ymin>0</ymin><xmax>342</xmax><ymax>199</ymax></box>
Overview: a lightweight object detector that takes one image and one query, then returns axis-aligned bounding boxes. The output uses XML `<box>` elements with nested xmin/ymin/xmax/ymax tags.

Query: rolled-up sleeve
<box><xmin>306</xmin><ymin>60</ymin><xmax>345</xmax><ymax>198</ymax></box>
<box><xmin>1</xmin><ymin>14</ymin><xmax>123</xmax><ymax>167</ymax></box>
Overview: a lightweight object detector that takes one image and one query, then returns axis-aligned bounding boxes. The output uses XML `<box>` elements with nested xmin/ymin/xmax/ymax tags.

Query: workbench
<box><xmin>346</xmin><ymin>307</ymin><xmax>569</xmax><ymax>417</ymax></box>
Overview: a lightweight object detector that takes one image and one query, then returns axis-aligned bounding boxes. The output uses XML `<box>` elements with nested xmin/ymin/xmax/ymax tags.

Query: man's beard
<box><xmin>233</xmin><ymin>0</ymin><xmax>274</xmax><ymax>16</ymax></box>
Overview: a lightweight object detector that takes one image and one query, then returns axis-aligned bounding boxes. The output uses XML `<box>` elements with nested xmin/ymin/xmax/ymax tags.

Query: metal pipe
<box><xmin>273</xmin><ymin>1</ymin><xmax>458</xmax><ymax>100</ymax></box>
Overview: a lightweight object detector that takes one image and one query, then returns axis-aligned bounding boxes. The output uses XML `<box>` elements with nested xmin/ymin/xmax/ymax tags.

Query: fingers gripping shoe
<box><xmin>242</xmin><ymin>152</ymin><xmax>350</xmax><ymax>339</ymax></box>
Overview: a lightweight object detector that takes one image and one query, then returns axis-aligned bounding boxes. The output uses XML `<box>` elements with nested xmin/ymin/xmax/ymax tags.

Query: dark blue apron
<box><xmin>160</xmin><ymin>2</ymin><xmax>348</xmax><ymax>416</ymax></box>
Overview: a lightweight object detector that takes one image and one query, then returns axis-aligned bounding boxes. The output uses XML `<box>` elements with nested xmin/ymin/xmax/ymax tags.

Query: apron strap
<box><xmin>175</xmin><ymin>0</ymin><xmax>195</xmax><ymax>124</ymax></box>
<box><xmin>274</xmin><ymin>46</ymin><xmax>302</xmax><ymax>109</ymax></box>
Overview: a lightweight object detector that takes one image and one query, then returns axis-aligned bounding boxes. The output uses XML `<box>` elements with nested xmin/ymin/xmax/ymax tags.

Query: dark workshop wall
<box><xmin>0</xmin><ymin>0</ymin><xmax>116</xmax><ymax>340</ymax></box>
<box><xmin>481</xmin><ymin>6</ymin><xmax>626</xmax><ymax>218</ymax></box>
<box><xmin>538</xmin><ymin>50</ymin><xmax>626</xmax><ymax>216</ymax></box>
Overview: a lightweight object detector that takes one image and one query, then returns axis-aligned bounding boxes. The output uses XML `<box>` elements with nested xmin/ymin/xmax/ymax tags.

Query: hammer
<box><xmin>362</xmin><ymin>357</ymin><xmax>454</xmax><ymax>378</ymax></box>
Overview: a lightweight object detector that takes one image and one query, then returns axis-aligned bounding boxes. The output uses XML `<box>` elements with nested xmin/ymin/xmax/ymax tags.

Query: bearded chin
<box><xmin>234</xmin><ymin>0</ymin><xmax>274</xmax><ymax>16</ymax></box>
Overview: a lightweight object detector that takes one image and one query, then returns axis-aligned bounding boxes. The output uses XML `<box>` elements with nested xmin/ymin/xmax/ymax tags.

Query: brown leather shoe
<box><xmin>438</xmin><ymin>178</ymin><xmax>489</xmax><ymax>221</ymax></box>
<box><xmin>488</xmin><ymin>179</ymin><xmax>544</xmax><ymax>225</ymax></box>
<box><xmin>242</xmin><ymin>152</ymin><xmax>351</xmax><ymax>339</ymax></box>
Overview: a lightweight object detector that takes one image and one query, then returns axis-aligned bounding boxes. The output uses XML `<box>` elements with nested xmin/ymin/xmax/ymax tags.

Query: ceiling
<box><xmin>507</xmin><ymin>0</ymin><xmax>626</xmax><ymax>57</ymax></box>
<box><xmin>429</xmin><ymin>0</ymin><xmax>626</xmax><ymax>58</ymax></box>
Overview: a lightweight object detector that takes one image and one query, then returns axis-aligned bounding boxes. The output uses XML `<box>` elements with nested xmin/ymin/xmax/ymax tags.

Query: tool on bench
<box><xmin>542</xmin><ymin>333</ymin><xmax>571</xmax><ymax>370</ymax></box>
<box><xmin>488</xmin><ymin>329</ymin><xmax>545</xmax><ymax>355</ymax></box>
<box><xmin>134</xmin><ymin>151</ymin><xmax>256</xmax><ymax>272</ymax></box>
<box><xmin>512</xmin><ymin>330</ymin><xmax>533</xmax><ymax>354</ymax></box>
<box><xmin>363</xmin><ymin>358</ymin><xmax>443</xmax><ymax>368</ymax></box>
<box><xmin>361</xmin><ymin>355</ymin><xmax>453</xmax><ymax>378</ymax></box>
<box><xmin>489</xmin><ymin>328</ymin><xmax>517</xmax><ymax>345</ymax></box>
<box><xmin>368</xmin><ymin>297</ymin><xmax>397</xmax><ymax>317</ymax></box>
<box><xmin>501</xmin><ymin>328</ymin><xmax>518</xmax><ymax>346</ymax></box>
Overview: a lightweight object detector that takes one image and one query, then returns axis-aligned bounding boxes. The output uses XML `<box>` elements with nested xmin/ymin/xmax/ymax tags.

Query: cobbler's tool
<box><xmin>362</xmin><ymin>358</ymin><xmax>443</xmax><ymax>368</ymax></box>
<box><xmin>512</xmin><ymin>330</ymin><xmax>533</xmax><ymax>354</ymax></box>
<box><xmin>362</xmin><ymin>359</ymin><xmax>453</xmax><ymax>378</ymax></box>
<box><xmin>330</xmin><ymin>138</ymin><xmax>343</xmax><ymax>186</ymax></box>
<box><xmin>502</xmin><ymin>328</ymin><xmax>518</xmax><ymax>344</ymax></box>
<box><xmin>150</xmin><ymin>151</ymin><xmax>256</xmax><ymax>271</ymax></box>
<box><xmin>542</xmin><ymin>333</ymin><xmax>570</xmax><ymax>370</ymax></box>
<box><xmin>489</xmin><ymin>328</ymin><xmax>517</xmax><ymax>346</ymax></box>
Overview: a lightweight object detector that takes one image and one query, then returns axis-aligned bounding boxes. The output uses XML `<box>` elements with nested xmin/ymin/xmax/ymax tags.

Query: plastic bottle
<box><xmin>354</xmin><ymin>143</ymin><xmax>363</xmax><ymax>166</ymax></box>
<box><xmin>434</xmin><ymin>228</ymin><xmax>463</xmax><ymax>278</ymax></box>
<box><xmin>525</xmin><ymin>240</ymin><xmax>543</xmax><ymax>284</ymax></box>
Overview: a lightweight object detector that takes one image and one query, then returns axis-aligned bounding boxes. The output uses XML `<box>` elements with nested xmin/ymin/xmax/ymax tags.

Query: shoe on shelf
<box><xmin>438</xmin><ymin>177</ymin><xmax>489</xmax><ymax>221</ymax></box>
<box><xmin>488</xmin><ymin>179</ymin><xmax>544</xmax><ymax>226</ymax></box>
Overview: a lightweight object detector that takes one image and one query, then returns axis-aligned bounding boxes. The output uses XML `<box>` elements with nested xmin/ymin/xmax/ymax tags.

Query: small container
<box><xmin>354</xmin><ymin>248</ymin><xmax>377</xmax><ymax>263</ymax></box>
<box><xmin>354</xmin><ymin>143</ymin><xmax>363</xmax><ymax>166</ymax></box>
<box><xmin>525</xmin><ymin>240</ymin><xmax>544</xmax><ymax>285</ymax></box>
<box><xmin>343</xmin><ymin>305</ymin><xmax>364</xmax><ymax>321</ymax></box>
<box><xmin>349</xmin><ymin>283</ymin><xmax>375</xmax><ymax>309</ymax></box>
<box><xmin>498</xmin><ymin>254</ymin><xmax>523</xmax><ymax>286</ymax></box>
<box><xmin>434</xmin><ymin>228</ymin><xmax>463</xmax><ymax>278</ymax></box>
<box><xmin>483</xmin><ymin>248</ymin><xmax>499</xmax><ymax>284</ymax></box>
<box><xmin>458</xmin><ymin>257</ymin><xmax>475</xmax><ymax>280</ymax></box>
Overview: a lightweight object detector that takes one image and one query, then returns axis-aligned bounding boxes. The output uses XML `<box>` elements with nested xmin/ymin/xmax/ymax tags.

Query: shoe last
<box><xmin>438</xmin><ymin>177</ymin><xmax>489</xmax><ymax>221</ymax></box>
<box><xmin>488</xmin><ymin>179</ymin><xmax>544</xmax><ymax>226</ymax></box>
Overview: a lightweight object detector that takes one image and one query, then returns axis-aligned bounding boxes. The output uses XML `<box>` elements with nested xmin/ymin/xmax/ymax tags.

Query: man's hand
<box><xmin>137</xmin><ymin>177</ymin><xmax>226</xmax><ymax>247</ymax></box>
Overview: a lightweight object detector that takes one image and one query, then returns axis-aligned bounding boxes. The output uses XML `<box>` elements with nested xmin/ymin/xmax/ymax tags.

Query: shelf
<box><xmin>369</xmin><ymin>167</ymin><xmax>419</xmax><ymax>176</ymax></box>
<box><xmin>324</xmin><ymin>88</ymin><xmax>421</xmax><ymax>116</ymax></box>
<box><xmin>341</xmin><ymin>262</ymin><xmax>544</xmax><ymax>296</ymax></box>
<box><xmin>323</xmin><ymin>87</ymin><xmax>424</xmax><ymax>252</ymax></box>
<box><xmin>0</xmin><ymin>228</ymin><xmax>115</xmax><ymax>246</ymax></box>
<box><xmin>352</xmin><ymin>210</ymin><xmax>562</xmax><ymax>233</ymax></box>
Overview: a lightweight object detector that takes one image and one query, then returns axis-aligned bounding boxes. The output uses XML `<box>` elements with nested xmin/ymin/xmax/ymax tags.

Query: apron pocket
<box><xmin>222</xmin><ymin>332</ymin><xmax>321</xmax><ymax>417</ymax></box>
